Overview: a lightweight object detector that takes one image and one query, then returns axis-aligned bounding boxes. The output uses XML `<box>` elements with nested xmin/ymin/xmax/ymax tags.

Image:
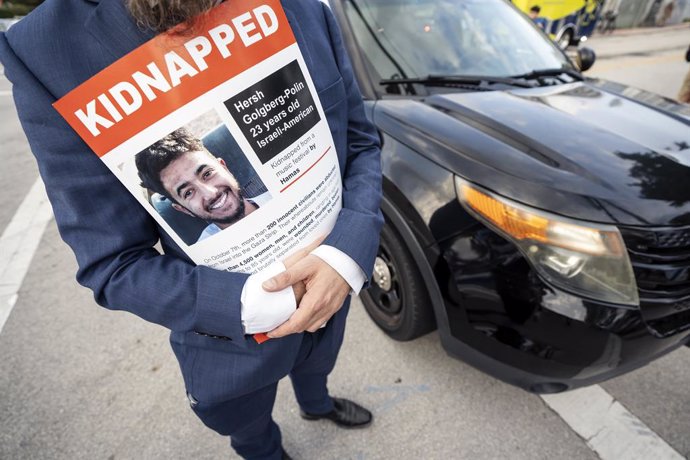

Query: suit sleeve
<box><xmin>320</xmin><ymin>3</ymin><xmax>385</xmax><ymax>282</ymax></box>
<box><xmin>0</xmin><ymin>33</ymin><xmax>250</xmax><ymax>345</ymax></box>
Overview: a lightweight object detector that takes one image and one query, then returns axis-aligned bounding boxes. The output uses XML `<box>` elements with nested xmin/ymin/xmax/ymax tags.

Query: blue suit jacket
<box><xmin>0</xmin><ymin>0</ymin><xmax>383</xmax><ymax>403</ymax></box>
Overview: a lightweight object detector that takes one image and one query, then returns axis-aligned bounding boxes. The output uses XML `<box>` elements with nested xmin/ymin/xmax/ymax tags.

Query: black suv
<box><xmin>330</xmin><ymin>0</ymin><xmax>690</xmax><ymax>393</ymax></box>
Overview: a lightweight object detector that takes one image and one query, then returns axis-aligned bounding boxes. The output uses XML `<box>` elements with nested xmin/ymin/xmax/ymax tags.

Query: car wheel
<box><xmin>360</xmin><ymin>221</ymin><xmax>436</xmax><ymax>341</ymax></box>
<box><xmin>557</xmin><ymin>30</ymin><xmax>573</xmax><ymax>49</ymax></box>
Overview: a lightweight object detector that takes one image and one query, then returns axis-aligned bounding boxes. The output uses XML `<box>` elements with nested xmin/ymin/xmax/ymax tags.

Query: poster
<box><xmin>54</xmin><ymin>0</ymin><xmax>341</xmax><ymax>277</ymax></box>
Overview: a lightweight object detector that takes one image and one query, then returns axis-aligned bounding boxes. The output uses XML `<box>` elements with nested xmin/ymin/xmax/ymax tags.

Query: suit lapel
<box><xmin>84</xmin><ymin>0</ymin><xmax>155</xmax><ymax>63</ymax></box>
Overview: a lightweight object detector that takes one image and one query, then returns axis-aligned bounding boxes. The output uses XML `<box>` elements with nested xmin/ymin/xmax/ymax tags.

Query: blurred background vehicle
<box><xmin>512</xmin><ymin>0</ymin><xmax>603</xmax><ymax>48</ymax></box>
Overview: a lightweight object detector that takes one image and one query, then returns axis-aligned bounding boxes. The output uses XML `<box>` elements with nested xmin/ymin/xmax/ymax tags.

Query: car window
<box><xmin>344</xmin><ymin>0</ymin><xmax>569</xmax><ymax>84</ymax></box>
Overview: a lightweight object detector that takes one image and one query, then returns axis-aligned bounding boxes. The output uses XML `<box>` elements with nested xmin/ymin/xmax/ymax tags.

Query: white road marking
<box><xmin>542</xmin><ymin>385</ymin><xmax>684</xmax><ymax>460</ymax></box>
<box><xmin>0</xmin><ymin>178</ymin><xmax>53</xmax><ymax>334</ymax></box>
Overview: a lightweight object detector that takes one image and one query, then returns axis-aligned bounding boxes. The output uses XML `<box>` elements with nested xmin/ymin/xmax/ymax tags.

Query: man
<box><xmin>136</xmin><ymin>129</ymin><xmax>271</xmax><ymax>242</ymax></box>
<box><xmin>658</xmin><ymin>0</ymin><xmax>675</xmax><ymax>27</ymax></box>
<box><xmin>529</xmin><ymin>5</ymin><xmax>548</xmax><ymax>30</ymax></box>
<box><xmin>599</xmin><ymin>9</ymin><xmax>617</xmax><ymax>34</ymax></box>
<box><xmin>0</xmin><ymin>0</ymin><xmax>383</xmax><ymax>459</ymax></box>
<box><xmin>679</xmin><ymin>44</ymin><xmax>690</xmax><ymax>104</ymax></box>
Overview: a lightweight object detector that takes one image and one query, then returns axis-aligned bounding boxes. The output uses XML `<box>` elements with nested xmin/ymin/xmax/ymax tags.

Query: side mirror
<box><xmin>577</xmin><ymin>47</ymin><xmax>596</xmax><ymax>72</ymax></box>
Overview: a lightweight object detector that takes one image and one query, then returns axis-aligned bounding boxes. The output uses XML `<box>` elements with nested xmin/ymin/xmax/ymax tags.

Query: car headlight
<box><xmin>455</xmin><ymin>178</ymin><xmax>639</xmax><ymax>306</ymax></box>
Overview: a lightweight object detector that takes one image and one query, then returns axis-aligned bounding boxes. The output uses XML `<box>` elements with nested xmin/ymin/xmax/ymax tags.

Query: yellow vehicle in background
<box><xmin>513</xmin><ymin>0</ymin><xmax>602</xmax><ymax>48</ymax></box>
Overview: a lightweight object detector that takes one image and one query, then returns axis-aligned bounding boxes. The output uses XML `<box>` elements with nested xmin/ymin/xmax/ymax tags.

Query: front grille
<box><xmin>620</xmin><ymin>226</ymin><xmax>690</xmax><ymax>338</ymax></box>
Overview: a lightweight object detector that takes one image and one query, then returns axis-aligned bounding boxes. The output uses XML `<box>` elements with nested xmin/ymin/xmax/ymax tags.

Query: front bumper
<box><xmin>437</xmin><ymin>228</ymin><xmax>690</xmax><ymax>393</ymax></box>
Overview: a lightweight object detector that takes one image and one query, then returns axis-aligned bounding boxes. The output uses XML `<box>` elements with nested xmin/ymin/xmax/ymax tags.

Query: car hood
<box><xmin>375</xmin><ymin>80</ymin><xmax>690</xmax><ymax>226</ymax></box>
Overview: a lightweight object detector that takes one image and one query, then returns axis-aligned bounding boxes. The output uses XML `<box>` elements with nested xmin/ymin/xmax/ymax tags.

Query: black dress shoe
<box><xmin>300</xmin><ymin>397</ymin><xmax>372</xmax><ymax>428</ymax></box>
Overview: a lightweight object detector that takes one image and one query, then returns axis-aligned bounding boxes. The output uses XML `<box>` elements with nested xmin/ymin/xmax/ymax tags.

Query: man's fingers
<box><xmin>269</xmin><ymin>306</ymin><xmax>330</xmax><ymax>337</ymax></box>
<box><xmin>305</xmin><ymin>234</ymin><xmax>326</xmax><ymax>251</ymax></box>
<box><xmin>264</xmin><ymin>253</ymin><xmax>322</xmax><ymax>292</ymax></box>
<box><xmin>267</xmin><ymin>306</ymin><xmax>312</xmax><ymax>338</ymax></box>
<box><xmin>307</xmin><ymin>235</ymin><xmax>326</xmax><ymax>252</ymax></box>
<box><xmin>283</xmin><ymin>248</ymin><xmax>308</xmax><ymax>268</ymax></box>
<box><xmin>262</xmin><ymin>267</ymin><xmax>299</xmax><ymax>291</ymax></box>
<box><xmin>265</xmin><ymin>257</ymin><xmax>351</xmax><ymax>337</ymax></box>
<box><xmin>304</xmin><ymin>311</ymin><xmax>332</xmax><ymax>333</ymax></box>
<box><xmin>283</xmin><ymin>235</ymin><xmax>326</xmax><ymax>267</ymax></box>
<box><xmin>265</xmin><ymin>321</ymin><xmax>295</xmax><ymax>339</ymax></box>
<box><xmin>306</xmin><ymin>322</ymin><xmax>323</xmax><ymax>333</ymax></box>
<box><xmin>293</xmin><ymin>281</ymin><xmax>306</xmax><ymax>305</ymax></box>
<box><xmin>268</xmin><ymin>310</ymin><xmax>329</xmax><ymax>337</ymax></box>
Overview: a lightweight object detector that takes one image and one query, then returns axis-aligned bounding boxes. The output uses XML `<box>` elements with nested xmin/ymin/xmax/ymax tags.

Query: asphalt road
<box><xmin>585</xmin><ymin>24</ymin><xmax>689</xmax><ymax>101</ymax></box>
<box><xmin>1</xmin><ymin>25</ymin><xmax>690</xmax><ymax>460</ymax></box>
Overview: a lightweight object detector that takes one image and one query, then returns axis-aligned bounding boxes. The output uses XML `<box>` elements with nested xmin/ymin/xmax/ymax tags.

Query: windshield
<box><xmin>344</xmin><ymin>0</ymin><xmax>571</xmax><ymax>86</ymax></box>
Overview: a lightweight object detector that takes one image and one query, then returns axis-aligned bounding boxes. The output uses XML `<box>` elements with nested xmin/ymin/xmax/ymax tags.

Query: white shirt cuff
<box><xmin>240</xmin><ymin>262</ymin><xmax>296</xmax><ymax>334</ymax></box>
<box><xmin>311</xmin><ymin>245</ymin><xmax>367</xmax><ymax>295</ymax></box>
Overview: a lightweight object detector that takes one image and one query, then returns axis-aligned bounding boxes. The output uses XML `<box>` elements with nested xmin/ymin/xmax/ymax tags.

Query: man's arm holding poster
<box><xmin>264</xmin><ymin>3</ymin><xmax>384</xmax><ymax>337</ymax></box>
<box><xmin>0</xmin><ymin>31</ymin><xmax>270</xmax><ymax>346</ymax></box>
<box><xmin>2</xmin><ymin>0</ymin><xmax>381</xmax><ymax>341</ymax></box>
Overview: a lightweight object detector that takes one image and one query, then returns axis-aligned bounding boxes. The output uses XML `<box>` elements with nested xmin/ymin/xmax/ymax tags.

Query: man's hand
<box><xmin>263</xmin><ymin>254</ymin><xmax>351</xmax><ymax>338</ymax></box>
<box><xmin>280</xmin><ymin>236</ymin><xmax>324</xmax><ymax>306</ymax></box>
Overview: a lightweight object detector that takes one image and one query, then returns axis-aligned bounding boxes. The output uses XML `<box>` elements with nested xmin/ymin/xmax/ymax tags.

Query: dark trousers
<box><xmin>191</xmin><ymin>329</ymin><xmax>340</xmax><ymax>459</ymax></box>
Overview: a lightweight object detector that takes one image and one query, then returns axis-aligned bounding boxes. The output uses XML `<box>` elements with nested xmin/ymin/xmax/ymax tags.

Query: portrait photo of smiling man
<box><xmin>135</xmin><ymin>128</ymin><xmax>272</xmax><ymax>244</ymax></box>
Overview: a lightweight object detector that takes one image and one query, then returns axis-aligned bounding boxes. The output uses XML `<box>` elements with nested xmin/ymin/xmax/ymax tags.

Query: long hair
<box><xmin>125</xmin><ymin>0</ymin><xmax>220</xmax><ymax>32</ymax></box>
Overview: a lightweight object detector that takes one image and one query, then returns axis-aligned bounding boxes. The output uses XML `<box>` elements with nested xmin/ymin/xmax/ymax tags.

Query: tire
<box><xmin>360</xmin><ymin>221</ymin><xmax>436</xmax><ymax>341</ymax></box>
<box><xmin>557</xmin><ymin>29</ymin><xmax>573</xmax><ymax>49</ymax></box>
